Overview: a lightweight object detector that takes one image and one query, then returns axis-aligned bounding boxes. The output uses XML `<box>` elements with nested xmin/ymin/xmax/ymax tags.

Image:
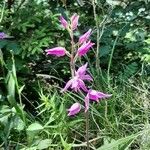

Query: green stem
<box><xmin>85</xmin><ymin>110</ymin><xmax>90</xmax><ymax>150</ymax></box>
<box><xmin>107</xmin><ymin>36</ymin><xmax>118</xmax><ymax>86</ymax></box>
<box><xmin>105</xmin><ymin>100</ymin><xmax>108</xmax><ymax>121</ymax></box>
<box><xmin>91</xmin><ymin>0</ymin><xmax>100</xmax><ymax>71</ymax></box>
<box><xmin>107</xmin><ymin>23</ymin><xmax>128</xmax><ymax>86</ymax></box>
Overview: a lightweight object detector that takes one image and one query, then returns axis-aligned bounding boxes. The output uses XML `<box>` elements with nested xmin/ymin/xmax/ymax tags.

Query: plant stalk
<box><xmin>70</xmin><ymin>30</ymin><xmax>75</xmax><ymax>77</ymax></box>
<box><xmin>85</xmin><ymin>110</ymin><xmax>90</xmax><ymax>150</ymax></box>
<box><xmin>107</xmin><ymin>36</ymin><xmax>118</xmax><ymax>86</ymax></box>
<box><xmin>91</xmin><ymin>0</ymin><xmax>100</xmax><ymax>71</ymax></box>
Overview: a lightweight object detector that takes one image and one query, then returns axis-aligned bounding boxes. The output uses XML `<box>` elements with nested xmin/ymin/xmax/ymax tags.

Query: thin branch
<box><xmin>72</xmin><ymin>136</ymin><xmax>101</xmax><ymax>147</ymax></box>
<box><xmin>91</xmin><ymin>0</ymin><xmax>100</xmax><ymax>70</ymax></box>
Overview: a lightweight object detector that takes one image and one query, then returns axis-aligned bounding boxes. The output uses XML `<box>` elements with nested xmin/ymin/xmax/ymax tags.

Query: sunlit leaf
<box><xmin>37</xmin><ymin>139</ymin><xmax>52</xmax><ymax>149</ymax></box>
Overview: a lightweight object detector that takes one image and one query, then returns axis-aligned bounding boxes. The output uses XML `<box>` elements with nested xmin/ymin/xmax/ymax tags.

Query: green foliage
<box><xmin>97</xmin><ymin>133</ymin><xmax>140</xmax><ymax>150</ymax></box>
<box><xmin>26</xmin><ymin>122</ymin><xmax>44</xmax><ymax>144</ymax></box>
<box><xmin>0</xmin><ymin>0</ymin><xmax>150</xmax><ymax>149</ymax></box>
<box><xmin>27</xmin><ymin>122</ymin><xmax>43</xmax><ymax>132</ymax></box>
<box><xmin>37</xmin><ymin>139</ymin><xmax>52</xmax><ymax>150</ymax></box>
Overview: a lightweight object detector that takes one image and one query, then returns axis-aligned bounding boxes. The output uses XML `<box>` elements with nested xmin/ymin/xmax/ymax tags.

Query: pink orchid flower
<box><xmin>77</xmin><ymin>41</ymin><xmax>95</xmax><ymax>56</ymax></box>
<box><xmin>61</xmin><ymin>76</ymin><xmax>88</xmax><ymax>92</ymax></box>
<box><xmin>45</xmin><ymin>47</ymin><xmax>66</xmax><ymax>57</ymax></box>
<box><xmin>79</xmin><ymin>29</ymin><xmax>92</xmax><ymax>44</ymax></box>
<box><xmin>85</xmin><ymin>90</ymin><xmax>112</xmax><ymax>112</ymax></box>
<box><xmin>60</xmin><ymin>16</ymin><xmax>68</xmax><ymax>29</ymax></box>
<box><xmin>61</xmin><ymin>63</ymin><xmax>92</xmax><ymax>92</ymax></box>
<box><xmin>75</xmin><ymin>63</ymin><xmax>93</xmax><ymax>81</ymax></box>
<box><xmin>70</xmin><ymin>13</ymin><xmax>79</xmax><ymax>30</ymax></box>
<box><xmin>67</xmin><ymin>102</ymin><xmax>81</xmax><ymax>116</ymax></box>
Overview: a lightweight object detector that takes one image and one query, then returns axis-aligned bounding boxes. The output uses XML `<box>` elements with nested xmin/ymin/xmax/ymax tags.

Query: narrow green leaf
<box><xmin>60</xmin><ymin>135</ymin><xmax>72</xmax><ymax>150</ymax></box>
<box><xmin>97</xmin><ymin>133</ymin><xmax>140</xmax><ymax>150</ymax></box>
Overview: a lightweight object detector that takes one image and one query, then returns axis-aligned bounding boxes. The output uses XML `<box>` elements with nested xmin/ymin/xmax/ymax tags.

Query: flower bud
<box><xmin>79</xmin><ymin>29</ymin><xmax>92</xmax><ymax>44</ymax></box>
<box><xmin>67</xmin><ymin>103</ymin><xmax>81</xmax><ymax>116</ymax></box>
<box><xmin>70</xmin><ymin>13</ymin><xmax>79</xmax><ymax>30</ymax></box>
<box><xmin>60</xmin><ymin>16</ymin><xmax>68</xmax><ymax>29</ymax></box>
<box><xmin>45</xmin><ymin>47</ymin><xmax>66</xmax><ymax>57</ymax></box>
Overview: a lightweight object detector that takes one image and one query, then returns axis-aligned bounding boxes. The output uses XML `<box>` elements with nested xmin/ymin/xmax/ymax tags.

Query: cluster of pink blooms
<box><xmin>46</xmin><ymin>13</ymin><xmax>111</xmax><ymax>116</ymax></box>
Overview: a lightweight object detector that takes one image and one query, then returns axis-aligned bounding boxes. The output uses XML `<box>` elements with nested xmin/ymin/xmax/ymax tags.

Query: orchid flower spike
<box><xmin>85</xmin><ymin>90</ymin><xmax>112</xmax><ymax>112</ymax></box>
<box><xmin>79</xmin><ymin>29</ymin><xmax>92</xmax><ymax>44</ymax></box>
<box><xmin>67</xmin><ymin>102</ymin><xmax>81</xmax><ymax>116</ymax></box>
<box><xmin>45</xmin><ymin>47</ymin><xmax>66</xmax><ymax>57</ymax></box>
<box><xmin>70</xmin><ymin>13</ymin><xmax>79</xmax><ymax>30</ymax></box>
<box><xmin>60</xmin><ymin>16</ymin><xmax>68</xmax><ymax>29</ymax></box>
<box><xmin>77</xmin><ymin>41</ymin><xmax>95</xmax><ymax>56</ymax></box>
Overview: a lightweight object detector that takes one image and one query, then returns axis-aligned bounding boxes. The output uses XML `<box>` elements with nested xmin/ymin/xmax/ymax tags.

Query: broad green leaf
<box><xmin>13</xmin><ymin>116</ymin><xmax>25</xmax><ymax>131</ymax></box>
<box><xmin>37</xmin><ymin>139</ymin><xmax>52</xmax><ymax>149</ymax></box>
<box><xmin>0</xmin><ymin>115</ymin><xmax>10</xmax><ymax>125</ymax></box>
<box><xmin>27</xmin><ymin>122</ymin><xmax>43</xmax><ymax>132</ymax></box>
<box><xmin>27</xmin><ymin>123</ymin><xmax>43</xmax><ymax>144</ymax></box>
<box><xmin>0</xmin><ymin>105</ymin><xmax>12</xmax><ymax>125</ymax></box>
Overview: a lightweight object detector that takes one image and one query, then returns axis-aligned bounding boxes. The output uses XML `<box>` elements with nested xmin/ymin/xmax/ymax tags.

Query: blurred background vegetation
<box><xmin>0</xmin><ymin>0</ymin><xmax>150</xmax><ymax>149</ymax></box>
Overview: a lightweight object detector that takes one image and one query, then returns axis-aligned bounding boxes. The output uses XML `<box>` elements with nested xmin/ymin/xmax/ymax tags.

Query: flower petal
<box><xmin>61</xmin><ymin>79</ymin><xmax>73</xmax><ymax>92</ymax></box>
<box><xmin>79</xmin><ymin>29</ymin><xmax>92</xmax><ymax>44</ymax></box>
<box><xmin>76</xmin><ymin>63</ymin><xmax>88</xmax><ymax>76</ymax></box>
<box><xmin>78</xmin><ymin>79</ymin><xmax>88</xmax><ymax>92</ymax></box>
<box><xmin>60</xmin><ymin>16</ymin><xmax>68</xmax><ymax>29</ymax></box>
<box><xmin>81</xmin><ymin>74</ymin><xmax>93</xmax><ymax>81</ymax></box>
<box><xmin>77</xmin><ymin>41</ymin><xmax>95</xmax><ymax>56</ymax></box>
<box><xmin>97</xmin><ymin>92</ymin><xmax>112</xmax><ymax>99</ymax></box>
<box><xmin>67</xmin><ymin>102</ymin><xmax>81</xmax><ymax>116</ymax></box>
<box><xmin>45</xmin><ymin>47</ymin><xmax>66</xmax><ymax>57</ymax></box>
<box><xmin>88</xmin><ymin>90</ymin><xmax>112</xmax><ymax>102</ymax></box>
